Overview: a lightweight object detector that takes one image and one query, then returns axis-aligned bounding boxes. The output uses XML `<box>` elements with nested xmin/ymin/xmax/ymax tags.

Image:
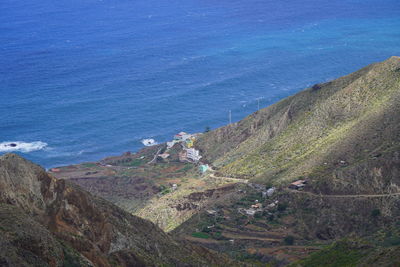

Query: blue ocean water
<box><xmin>1</xmin><ymin>0</ymin><xmax>399</xmax><ymax>168</ymax></box>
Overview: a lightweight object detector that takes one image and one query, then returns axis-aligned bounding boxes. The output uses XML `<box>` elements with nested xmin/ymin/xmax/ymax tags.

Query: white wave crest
<box><xmin>141</xmin><ymin>139</ymin><xmax>157</xmax><ymax>146</ymax></box>
<box><xmin>0</xmin><ymin>141</ymin><xmax>48</xmax><ymax>153</ymax></box>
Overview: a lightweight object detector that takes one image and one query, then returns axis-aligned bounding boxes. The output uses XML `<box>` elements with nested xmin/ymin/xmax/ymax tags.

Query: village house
<box><xmin>179</xmin><ymin>150</ymin><xmax>188</xmax><ymax>162</ymax></box>
<box><xmin>206</xmin><ymin>209</ymin><xmax>217</xmax><ymax>215</ymax></box>
<box><xmin>186</xmin><ymin>137</ymin><xmax>195</xmax><ymax>148</ymax></box>
<box><xmin>167</xmin><ymin>140</ymin><xmax>177</xmax><ymax>149</ymax></box>
<box><xmin>199</xmin><ymin>164</ymin><xmax>209</xmax><ymax>173</ymax></box>
<box><xmin>158</xmin><ymin>153</ymin><xmax>170</xmax><ymax>159</ymax></box>
<box><xmin>251</xmin><ymin>203</ymin><xmax>262</xmax><ymax>209</ymax></box>
<box><xmin>289</xmin><ymin>180</ymin><xmax>307</xmax><ymax>190</ymax></box>
<box><xmin>244</xmin><ymin>209</ymin><xmax>256</xmax><ymax>216</ymax></box>
<box><xmin>174</xmin><ymin>132</ymin><xmax>191</xmax><ymax>141</ymax></box>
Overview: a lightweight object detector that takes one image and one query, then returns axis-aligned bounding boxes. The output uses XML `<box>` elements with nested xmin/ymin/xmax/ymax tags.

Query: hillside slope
<box><xmin>197</xmin><ymin>56</ymin><xmax>400</xmax><ymax>194</ymax></box>
<box><xmin>169</xmin><ymin>57</ymin><xmax>400</xmax><ymax>265</ymax></box>
<box><xmin>0</xmin><ymin>153</ymin><xmax>237</xmax><ymax>267</ymax></box>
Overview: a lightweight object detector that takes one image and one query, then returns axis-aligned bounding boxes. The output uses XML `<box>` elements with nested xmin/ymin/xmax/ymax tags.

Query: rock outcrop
<box><xmin>0</xmin><ymin>153</ymin><xmax>236</xmax><ymax>267</ymax></box>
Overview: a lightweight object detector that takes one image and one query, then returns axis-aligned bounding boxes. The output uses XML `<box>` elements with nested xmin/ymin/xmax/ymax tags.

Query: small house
<box><xmin>179</xmin><ymin>150</ymin><xmax>188</xmax><ymax>162</ymax></box>
<box><xmin>186</xmin><ymin>138</ymin><xmax>194</xmax><ymax>148</ymax></box>
<box><xmin>245</xmin><ymin>209</ymin><xmax>256</xmax><ymax>216</ymax></box>
<box><xmin>206</xmin><ymin>209</ymin><xmax>217</xmax><ymax>215</ymax></box>
<box><xmin>266</xmin><ymin>187</ymin><xmax>276</xmax><ymax>197</ymax></box>
<box><xmin>174</xmin><ymin>132</ymin><xmax>191</xmax><ymax>141</ymax></box>
<box><xmin>289</xmin><ymin>180</ymin><xmax>307</xmax><ymax>190</ymax></box>
<box><xmin>199</xmin><ymin>164</ymin><xmax>209</xmax><ymax>173</ymax></box>
<box><xmin>158</xmin><ymin>153</ymin><xmax>170</xmax><ymax>159</ymax></box>
<box><xmin>167</xmin><ymin>141</ymin><xmax>176</xmax><ymax>149</ymax></box>
<box><xmin>251</xmin><ymin>203</ymin><xmax>262</xmax><ymax>209</ymax></box>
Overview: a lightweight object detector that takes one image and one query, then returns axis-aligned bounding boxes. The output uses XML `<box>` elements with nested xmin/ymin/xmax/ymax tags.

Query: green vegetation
<box><xmin>277</xmin><ymin>203</ymin><xmax>288</xmax><ymax>212</ymax></box>
<box><xmin>381</xmin><ymin>230</ymin><xmax>400</xmax><ymax>247</ymax></box>
<box><xmin>191</xmin><ymin>232</ymin><xmax>211</xmax><ymax>239</ymax></box>
<box><xmin>371</xmin><ymin>209</ymin><xmax>381</xmax><ymax>218</ymax></box>
<box><xmin>159</xmin><ymin>185</ymin><xmax>171</xmax><ymax>195</ymax></box>
<box><xmin>176</xmin><ymin>164</ymin><xmax>194</xmax><ymax>173</ymax></box>
<box><xmin>284</xmin><ymin>235</ymin><xmax>295</xmax><ymax>245</ymax></box>
<box><xmin>122</xmin><ymin>158</ymin><xmax>144</xmax><ymax>167</ymax></box>
<box><xmin>81</xmin><ymin>163</ymin><xmax>97</xmax><ymax>168</ymax></box>
<box><xmin>292</xmin><ymin>240</ymin><xmax>367</xmax><ymax>267</ymax></box>
<box><xmin>61</xmin><ymin>243</ymin><xmax>86</xmax><ymax>267</ymax></box>
<box><xmin>196</xmin><ymin>57</ymin><xmax>400</xmax><ymax>191</ymax></box>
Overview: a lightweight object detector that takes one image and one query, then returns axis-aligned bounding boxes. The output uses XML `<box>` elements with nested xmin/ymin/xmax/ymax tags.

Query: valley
<box><xmin>2</xmin><ymin>56</ymin><xmax>399</xmax><ymax>266</ymax></box>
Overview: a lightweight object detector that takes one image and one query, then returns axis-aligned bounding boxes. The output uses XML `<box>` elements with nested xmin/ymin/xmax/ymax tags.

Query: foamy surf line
<box><xmin>0</xmin><ymin>141</ymin><xmax>48</xmax><ymax>153</ymax></box>
<box><xmin>141</xmin><ymin>138</ymin><xmax>157</xmax><ymax>146</ymax></box>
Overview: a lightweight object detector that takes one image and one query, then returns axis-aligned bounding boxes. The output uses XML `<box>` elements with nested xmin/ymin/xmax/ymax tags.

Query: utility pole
<box><xmin>229</xmin><ymin>110</ymin><xmax>232</xmax><ymax>124</ymax></box>
<box><xmin>257</xmin><ymin>97</ymin><xmax>263</xmax><ymax>110</ymax></box>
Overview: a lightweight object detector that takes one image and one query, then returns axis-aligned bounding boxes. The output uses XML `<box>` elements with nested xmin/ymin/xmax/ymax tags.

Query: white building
<box><xmin>174</xmin><ymin>132</ymin><xmax>192</xmax><ymax>141</ymax></box>
<box><xmin>186</xmin><ymin>148</ymin><xmax>202</xmax><ymax>162</ymax></box>
<box><xmin>167</xmin><ymin>141</ymin><xmax>177</xmax><ymax>149</ymax></box>
<box><xmin>266</xmin><ymin>187</ymin><xmax>276</xmax><ymax>197</ymax></box>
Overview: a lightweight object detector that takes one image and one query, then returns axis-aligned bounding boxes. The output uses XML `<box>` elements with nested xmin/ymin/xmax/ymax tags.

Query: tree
<box><xmin>371</xmin><ymin>209</ymin><xmax>381</xmax><ymax>218</ymax></box>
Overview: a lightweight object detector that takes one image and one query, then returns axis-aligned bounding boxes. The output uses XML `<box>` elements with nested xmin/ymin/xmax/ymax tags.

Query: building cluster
<box><xmin>165</xmin><ymin>131</ymin><xmax>204</xmax><ymax>163</ymax></box>
<box><xmin>180</xmin><ymin>148</ymin><xmax>202</xmax><ymax>162</ymax></box>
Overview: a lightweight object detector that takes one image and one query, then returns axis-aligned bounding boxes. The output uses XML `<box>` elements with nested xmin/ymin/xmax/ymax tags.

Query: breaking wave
<box><xmin>0</xmin><ymin>141</ymin><xmax>48</xmax><ymax>153</ymax></box>
<box><xmin>141</xmin><ymin>138</ymin><xmax>157</xmax><ymax>146</ymax></box>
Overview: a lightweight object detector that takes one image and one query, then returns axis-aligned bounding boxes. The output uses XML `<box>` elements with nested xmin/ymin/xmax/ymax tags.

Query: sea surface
<box><xmin>1</xmin><ymin>0</ymin><xmax>399</xmax><ymax>168</ymax></box>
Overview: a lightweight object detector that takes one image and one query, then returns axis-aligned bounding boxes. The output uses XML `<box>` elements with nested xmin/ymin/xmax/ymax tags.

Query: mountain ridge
<box><xmin>196</xmin><ymin>56</ymin><xmax>400</xmax><ymax>193</ymax></box>
<box><xmin>0</xmin><ymin>153</ymin><xmax>237</xmax><ymax>267</ymax></box>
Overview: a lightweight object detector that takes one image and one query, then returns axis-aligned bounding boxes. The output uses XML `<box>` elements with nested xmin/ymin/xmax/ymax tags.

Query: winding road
<box><xmin>286</xmin><ymin>188</ymin><xmax>400</xmax><ymax>198</ymax></box>
<box><xmin>209</xmin><ymin>173</ymin><xmax>400</xmax><ymax>198</ymax></box>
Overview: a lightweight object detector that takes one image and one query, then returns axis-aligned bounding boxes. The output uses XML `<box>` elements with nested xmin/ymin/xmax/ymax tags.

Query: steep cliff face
<box><xmin>0</xmin><ymin>153</ymin><xmax>236</xmax><ymax>267</ymax></box>
<box><xmin>196</xmin><ymin>56</ymin><xmax>400</xmax><ymax>194</ymax></box>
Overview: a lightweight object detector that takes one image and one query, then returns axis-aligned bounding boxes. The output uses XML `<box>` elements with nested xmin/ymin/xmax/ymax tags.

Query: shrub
<box><xmin>277</xmin><ymin>203</ymin><xmax>288</xmax><ymax>212</ymax></box>
<box><xmin>371</xmin><ymin>209</ymin><xmax>381</xmax><ymax>218</ymax></box>
<box><xmin>284</xmin><ymin>235</ymin><xmax>295</xmax><ymax>245</ymax></box>
<box><xmin>161</xmin><ymin>188</ymin><xmax>171</xmax><ymax>195</ymax></box>
<box><xmin>201</xmin><ymin>226</ymin><xmax>211</xmax><ymax>233</ymax></box>
<box><xmin>191</xmin><ymin>232</ymin><xmax>210</xmax><ymax>239</ymax></box>
<box><xmin>254</xmin><ymin>212</ymin><xmax>263</xmax><ymax>219</ymax></box>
